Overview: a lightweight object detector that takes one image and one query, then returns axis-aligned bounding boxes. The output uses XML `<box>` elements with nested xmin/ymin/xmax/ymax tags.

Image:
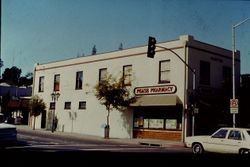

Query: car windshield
<box><xmin>212</xmin><ymin>129</ymin><xmax>228</xmax><ymax>138</ymax></box>
<box><xmin>247</xmin><ymin>131</ymin><xmax>250</xmax><ymax>136</ymax></box>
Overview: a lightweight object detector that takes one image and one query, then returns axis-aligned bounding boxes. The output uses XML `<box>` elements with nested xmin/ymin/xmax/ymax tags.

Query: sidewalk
<box><xmin>16</xmin><ymin>125</ymin><xmax>185</xmax><ymax>148</ymax></box>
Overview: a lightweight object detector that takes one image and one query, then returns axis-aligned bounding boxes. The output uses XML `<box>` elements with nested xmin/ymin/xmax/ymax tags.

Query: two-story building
<box><xmin>31</xmin><ymin>35</ymin><xmax>240</xmax><ymax>141</ymax></box>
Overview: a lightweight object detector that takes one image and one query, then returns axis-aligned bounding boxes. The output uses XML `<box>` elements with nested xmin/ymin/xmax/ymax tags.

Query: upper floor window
<box><xmin>222</xmin><ymin>66</ymin><xmax>232</xmax><ymax>86</ymax></box>
<box><xmin>49</xmin><ymin>102</ymin><xmax>55</xmax><ymax>110</ymax></box>
<box><xmin>75</xmin><ymin>71</ymin><xmax>83</xmax><ymax>90</ymax></box>
<box><xmin>123</xmin><ymin>65</ymin><xmax>132</xmax><ymax>86</ymax></box>
<box><xmin>38</xmin><ymin>76</ymin><xmax>44</xmax><ymax>92</ymax></box>
<box><xmin>159</xmin><ymin>60</ymin><xmax>170</xmax><ymax>83</ymax></box>
<box><xmin>64</xmin><ymin>102</ymin><xmax>71</xmax><ymax>110</ymax></box>
<box><xmin>54</xmin><ymin>74</ymin><xmax>60</xmax><ymax>91</ymax></box>
<box><xmin>200</xmin><ymin>61</ymin><xmax>210</xmax><ymax>85</ymax></box>
<box><xmin>99</xmin><ymin>68</ymin><xmax>107</xmax><ymax>82</ymax></box>
<box><xmin>79</xmin><ymin>101</ymin><xmax>86</xmax><ymax>110</ymax></box>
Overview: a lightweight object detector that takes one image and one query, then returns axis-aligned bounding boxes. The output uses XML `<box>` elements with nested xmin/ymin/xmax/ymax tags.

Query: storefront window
<box><xmin>133</xmin><ymin>106</ymin><xmax>182</xmax><ymax>131</ymax></box>
<box><xmin>149</xmin><ymin>119</ymin><xmax>164</xmax><ymax>129</ymax></box>
<box><xmin>165</xmin><ymin>119</ymin><xmax>177</xmax><ymax>129</ymax></box>
<box><xmin>143</xmin><ymin>119</ymin><xmax>149</xmax><ymax>128</ymax></box>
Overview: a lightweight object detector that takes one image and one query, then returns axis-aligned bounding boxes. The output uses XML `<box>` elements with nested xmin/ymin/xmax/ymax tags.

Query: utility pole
<box><xmin>0</xmin><ymin>0</ymin><xmax>3</xmax><ymax>79</ymax></box>
<box><xmin>231</xmin><ymin>18</ymin><xmax>249</xmax><ymax>128</ymax></box>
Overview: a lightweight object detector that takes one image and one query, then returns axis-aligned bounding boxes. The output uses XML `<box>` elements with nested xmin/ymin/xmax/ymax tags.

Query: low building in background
<box><xmin>0</xmin><ymin>83</ymin><xmax>32</xmax><ymax>124</ymax></box>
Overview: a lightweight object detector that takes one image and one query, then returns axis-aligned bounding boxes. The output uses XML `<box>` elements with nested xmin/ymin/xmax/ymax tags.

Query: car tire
<box><xmin>239</xmin><ymin>149</ymin><xmax>250</xmax><ymax>154</ymax></box>
<box><xmin>192</xmin><ymin>143</ymin><xmax>204</xmax><ymax>154</ymax></box>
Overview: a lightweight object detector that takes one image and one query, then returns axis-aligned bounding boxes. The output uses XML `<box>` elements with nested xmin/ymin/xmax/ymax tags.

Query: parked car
<box><xmin>184</xmin><ymin>127</ymin><xmax>250</xmax><ymax>154</ymax></box>
<box><xmin>0</xmin><ymin>113</ymin><xmax>17</xmax><ymax>145</ymax></box>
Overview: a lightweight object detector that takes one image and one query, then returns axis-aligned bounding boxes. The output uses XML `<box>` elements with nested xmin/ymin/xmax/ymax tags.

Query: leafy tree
<box><xmin>1</xmin><ymin>66</ymin><xmax>33</xmax><ymax>86</ymax></box>
<box><xmin>18</xmin><ymin>72</ymin><xmax>33</xmax><ymax>87</ymax></box>
<box><xmin>30</xmin><ymin>95</ymin><xmax>46</xmax><ymax>130</ymax></box>
<box><xmin>92</xmin><ymin>45</ymin><xmax>97</xmax><ymax>55</ymax></box>
<box><xmin>118</xmin><ymin>43</ymin><xmax>123</xmax><ymax>50</ymax></box>
<box><xmin>94</xmin><ymin>74</ymin><xmax>135</xmax><ymax>138</ymax></box>
<box><xmin>2</xmin><ymin>66</ymin><xmax>22</xmax><ymax>85</ymax></box>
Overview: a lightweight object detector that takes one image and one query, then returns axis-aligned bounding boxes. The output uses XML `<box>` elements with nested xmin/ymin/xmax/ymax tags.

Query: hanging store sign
<box><xmin>134</xmin><ymin>85</ymin><xmax>177</xmax><ymax>95</ymax></box>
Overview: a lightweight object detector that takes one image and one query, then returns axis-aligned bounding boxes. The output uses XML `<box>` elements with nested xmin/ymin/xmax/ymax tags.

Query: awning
<box><xmin>130</xmin><ymin>95</ymin><xmax>182</xmax><ymax>107</ymax></box>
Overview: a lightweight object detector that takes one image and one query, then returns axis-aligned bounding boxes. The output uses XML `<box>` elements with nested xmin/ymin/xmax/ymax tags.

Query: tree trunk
<box><xmin>105</xmin><ymin>110</ymin><xmax>110</xmax><ymax>139</ymax></box>
<box><xmin>107</xmin><ymin>110</ymin><xmax>110</xmax><ymax>126</ymax></box>
<box><xmin>33</xmin><ymin>116</ymin><xmax>36</xmax><ymax>130</ymax></box>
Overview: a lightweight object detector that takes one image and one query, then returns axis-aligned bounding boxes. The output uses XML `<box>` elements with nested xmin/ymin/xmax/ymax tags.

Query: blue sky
<box><xmin>2</xmin><ymin>0</ymin><xmax>250</xmax><ymax>75</ymax></box>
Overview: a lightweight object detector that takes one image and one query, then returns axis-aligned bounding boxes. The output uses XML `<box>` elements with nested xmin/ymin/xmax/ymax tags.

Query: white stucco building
<box><xmin>31</xmin><ymin>35</ymin><xmax>240</xmax><ymax>141</ymax></box>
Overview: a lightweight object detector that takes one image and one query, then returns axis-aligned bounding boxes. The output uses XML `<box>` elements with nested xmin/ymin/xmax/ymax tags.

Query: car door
<box><xmin>223</xmin><ymin>130</ymin><xmax>243</xmax><ymax>154</ymax></box>
<box><xmin>204</xmin><ymin>129</ymin><xmax>228</xmax><ymax>153</ymax></box>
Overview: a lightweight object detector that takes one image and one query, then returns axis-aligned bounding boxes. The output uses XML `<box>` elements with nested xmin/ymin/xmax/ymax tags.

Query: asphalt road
<box><xmin>0</xmin><ymin>130</ymin><xmax>195</xmax><ymax>166</ymax></box>
<box><xmin>1</xmin><ymin>130</ymin><xmax>249</xmax><ymax>166</ymax></box>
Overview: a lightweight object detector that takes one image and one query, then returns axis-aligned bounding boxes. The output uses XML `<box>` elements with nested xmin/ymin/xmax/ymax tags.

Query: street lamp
<box><xmin>232</xmin><ymin>18</ymin><xmax>249</xmax><ymax>128</ymax></box>
<box><xmin>51</xmin><ymin>91</ymin><xmax>60</xmax><ymax>132</ymax></box>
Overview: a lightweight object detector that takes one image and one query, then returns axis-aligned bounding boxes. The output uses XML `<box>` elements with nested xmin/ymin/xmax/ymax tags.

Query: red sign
<box><xmin>230</xmin><ymin>99</ymin><xmax>239</xmax><ymax>114</ymax></box>
<box><xmin>230</xmin><ymin>99</ymin><xmax>238</xmax><ymax>108</ymax></box>
<box><xmin>134</xmin><ymin>85</ymin><xmax>177</xmax><ymax>95</ymax></box>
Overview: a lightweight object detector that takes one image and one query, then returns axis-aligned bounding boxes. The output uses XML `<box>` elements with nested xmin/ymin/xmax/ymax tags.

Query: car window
<box><xmin>212</xmin><ymin>129</ymin><xmax>228</xmax><ymax>138</ymax></box>
<box><xmin>247</xmin><ymin>131</ymin><xmax>250</xmax><ymax>136</ymax></box>
<box><xmin>228</xmin><ymin>130</ymin><xmax>242</xmax><ymax>140</ymax></box>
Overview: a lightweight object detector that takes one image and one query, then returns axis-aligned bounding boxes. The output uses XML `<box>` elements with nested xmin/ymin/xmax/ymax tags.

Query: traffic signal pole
<box><xmin>156</xmin><ymin>45</ymin><xmax>196</xmax><ymax>136</ymax></box>
<box><xmin>146</xmin><ymin>36</ymin><xmax>196</xmax><ymax>136</ymax></box>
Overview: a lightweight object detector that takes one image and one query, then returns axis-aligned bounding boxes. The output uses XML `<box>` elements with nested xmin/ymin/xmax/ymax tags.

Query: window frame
<box><xmin>99</xmin><ymin>68</ymin><xmax>107</xmax><ymax>82</ymax></box>
<box><xmin>49</xmin><ymin>102</ymin><xmax>55</xmax><ymax>110</ymax></box>
<box><xmin>75</xmin><ymin>71</ymin><xmax>83</xmax><ymax>90</ymax></box>
<box><xmin>123</xmin><ymin>65</ymin><xmax>132</xmax><ymax>86</ymax></box>
<box><xmin>79</xmin><ymin>101</ymin><xmax>86</xmax><ymax>110</ymax></box>
<box><xmin>199</xmin><ymin>60</ymin><xmax>210</xmax><ymax>85</ymax></box>
<box><xmin>64</xmin><ymin>102</ymin><xmax>71</xmax><ymax>110</ymax></box>
<box><xmin>38</xmin><ymin>76</ymin><xmax>44</xmax><ymax>92</ymax></box>
<box><xmin>159</xmin><ymin>60</ymin><xmax>171</xmax><ymax>84</ymax></box>
<box><xmin>53</xmin><ymin>74</ymin><xmax>60</xmax><ymax>91</ymax></box>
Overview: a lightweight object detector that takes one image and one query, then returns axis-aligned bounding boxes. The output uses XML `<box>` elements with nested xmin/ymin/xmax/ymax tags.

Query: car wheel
<box><xmin>192</xmin><ymin>143</ymin><xmax>204</xmax><ymax>154</ymax></box>
<box><xmin>239</xmin><ymin>149</ymin><xmax>250</xmax><ymax>154</ymax></box>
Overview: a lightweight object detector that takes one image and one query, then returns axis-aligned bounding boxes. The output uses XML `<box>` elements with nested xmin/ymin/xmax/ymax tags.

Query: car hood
<box><xmin>0</xmin><ymin>123</ymin><xmax>16</xmax><ymax>129</ymax></box>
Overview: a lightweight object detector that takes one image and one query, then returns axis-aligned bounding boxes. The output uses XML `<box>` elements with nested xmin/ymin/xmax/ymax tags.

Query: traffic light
<box><xmin>147</xmin><ymin>36</ymin><xmax>156</xmax><ymax>58</ymax></box>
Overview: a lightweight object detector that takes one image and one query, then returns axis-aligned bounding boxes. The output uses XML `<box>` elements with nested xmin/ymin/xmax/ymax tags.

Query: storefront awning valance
<box><xmin>130</xmin><ymin>95</ymin><xmax>182</xmax><ymax>107</ymax></box>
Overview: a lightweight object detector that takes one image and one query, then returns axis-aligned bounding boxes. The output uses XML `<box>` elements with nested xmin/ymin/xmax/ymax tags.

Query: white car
<box><xmin>185</xmin><ymin>127</ymin><xmax>250</xmax><ymax>154</ymax></box>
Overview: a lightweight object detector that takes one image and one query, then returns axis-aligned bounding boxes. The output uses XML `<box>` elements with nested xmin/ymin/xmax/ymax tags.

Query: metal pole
<box><xmin>51</xmin><ymin>95</ymin><xmax>55</xmax><ymax>133</ymax></box>
<box><xmin>155</xmin><ymin>44</ymin><xmax>196</xmax><ymax>137</ymax></box>
<box><xmin>231</xmin><ymin>18</ymin><xmax>249</xmax><ymax>128</ymax></box>
<box><xmin>0</xmin><ymin>0</ymin><xmax>2</xmax><ymax>79</ymax></box>
<box><xmin>192</xmin><ymin>70</ymin><xmax>196</xmax><ymax>136</ymax></box>
<box><xmin>232</xmin><ymin>25</ymin><xmax>236</xmax><ymax>128</ymax></box>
